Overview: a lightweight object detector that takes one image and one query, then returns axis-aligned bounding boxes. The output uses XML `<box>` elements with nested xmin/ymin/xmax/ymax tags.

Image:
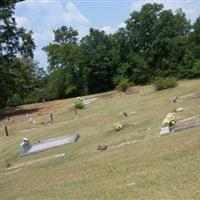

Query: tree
<box><xmin>80</xmin><ymin>28</ymin><xmax>119</xmax><ymax>93</ymax></box>
<box><xmin>126</xmin><ymin>3</ymin><xmax>163</xmax><ymax>55</ymax></box>
<box><xmin>44</xmin><ymin>68</ymin><xmax>66</xmax><ymax>100</ymax></box>
<box><xmin>54</xmin><ymin>26</ymin><xmax>78</xmax><ymax>45</ymax></box>
<box><xmin>0</xmin><ymin>2</ymin><xmax>36</xmax><ymax>107</ymax></box>
<box><xmin>191</xmin><ymin>16</ymin><xmax>200</xmax><ymax>61</ymax></box>
<box><xmin>6</xmin><ymin>58</ymin><xmax>46</xmax><ymax>105</ymax></box>
<box><xmin>40</xmin><ymin>3</ymin><xmax>200</xmax><ymax>102</ymax></box>
<box><xmin>124</xmin><ymin>3</ymin><xmax>191</xmax><ymax>80</ymax></box>
<box><xmin>192</xmin><ymin>16</ymin><xmax>200</xmax><ymax>44</ymax></box>
<box><xmin>114</xmin><ymin>53</ymin><xmax>149</xmax><ymax>84</ymax></box>
<box><xmin>43</xmin><ymin>26</ymin><xmax>86</xmax><ymax>98</ymax></box>
<box><xmin>151</xmin><ymin>8</ymin><xmax>191</xmax><ymax>77</ymax></box>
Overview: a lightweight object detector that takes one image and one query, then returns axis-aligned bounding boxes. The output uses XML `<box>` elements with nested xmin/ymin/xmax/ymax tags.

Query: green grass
<box><xmin>0</xmin><ymin>80</ymin><xmax>200</xmax><ymax>200</ymax></box>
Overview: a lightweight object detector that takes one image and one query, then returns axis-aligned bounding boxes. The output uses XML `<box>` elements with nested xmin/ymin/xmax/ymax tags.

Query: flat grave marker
<box><xmin>21</xmin><ymin>134</ymin><xmax>79</xmax><ymax>155</ymax></box>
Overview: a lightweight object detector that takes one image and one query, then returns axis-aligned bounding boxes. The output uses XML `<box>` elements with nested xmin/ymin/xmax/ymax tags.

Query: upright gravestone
<box><xmin>20</xmin><ymin>138</ymin><xmax>32</xmax><ymax>153</ymax></box>
<box><xmin>160</xmin><ymin>126</ymin><xmax>170</xmax><ymax>136</ymax></box>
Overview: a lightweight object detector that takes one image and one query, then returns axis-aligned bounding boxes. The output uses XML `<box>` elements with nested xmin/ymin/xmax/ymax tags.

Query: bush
<box><xmin>192</xmin><ymin>60</ymin><xmax>200</xmax><ymax>78</ymax></box>
<box><xmin>153</xmin><ymin>77</ymin><xmax>178</xmax><ymax>91</ymax></box>
<box><xmin>74</xmin><ymin>100</ymin><xmax>84</xmax><ymax>109</ymax></box>
<box><xmin>116</xmin><ymin>78</ymin><xmax>131</xmax><ymax>92</ymax></box>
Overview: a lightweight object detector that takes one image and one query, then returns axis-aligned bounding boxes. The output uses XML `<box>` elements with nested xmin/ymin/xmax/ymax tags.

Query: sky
<box><xmin>14</xmin><ymin>0</ymin><xmax>200</xmax><ymax>70</ymax></box>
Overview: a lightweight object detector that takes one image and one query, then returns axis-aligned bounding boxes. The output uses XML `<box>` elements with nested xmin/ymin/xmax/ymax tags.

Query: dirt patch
<box><xmin>108</xmin><ymin>140</ymin><xmax>138</xmax><ymax>151</ymax></box>
<box><xmin>126</xmin><ymin>90</ymin><xmax>139</xmax><ymax>95</ymax></box>
<box><xmin>0</xmin><ymin>107</ymin><xmax>41</xmax><ymax>120</ymax></box>
<box><xmin>0</xmin><ymin>98</ymin><xmax>74</xmax><ymax>123</ymax></box>
<box><xmin>97</xmin><ymin>91</ymin><xmax>116</xmax><ymax>98</ymax></box>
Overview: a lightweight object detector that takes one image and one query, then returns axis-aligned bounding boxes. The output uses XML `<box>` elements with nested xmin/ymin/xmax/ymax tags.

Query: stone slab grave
<box><xmin>173</xmin><ymin>120</ymin><xmax>200</xmax><ymax>132</ymax></box>
<box><xmin>179</xmin><ymin>93</ymin><xmax>200</xmax><ymax>101</ymax></box>
<box><xmin>21</xmin><ymin>134</ymin><xmax>79</xmax><ymax>155</ymax></box>
<box><xmin>161</xmin><ymin>121</ymin><xmax>200</xmax><ymax>136</ymax></box>
<box><xmin>176</xmin><ymin>107</ymin><xmax>184</xmax><ymax>112</ymax></box>
<box><xmin>82</xmin><ymin>97</ymin><xmax>97</xmax><ymax>105</ymax></box>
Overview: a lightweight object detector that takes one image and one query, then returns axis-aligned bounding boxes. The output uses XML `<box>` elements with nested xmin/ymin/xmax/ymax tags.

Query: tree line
<box><xmin>0</xmin><ymin>1</ymin><xmax>200</xmax><ymax>108</ymax></box>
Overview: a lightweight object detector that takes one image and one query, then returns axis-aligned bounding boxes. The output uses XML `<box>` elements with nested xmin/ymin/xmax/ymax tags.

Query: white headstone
<box><xmin>176</xmin><ymin>107</ymin><xmax>184</xmax><ymax>112</ymax></box>
<box><xmin>20</xmin><ymin>138</ymin><xmax>31</xmax><ymax>153</ymax></box>
<box><xmin>160</xmin><ymin>126</ymin><xmax>170</xmax><ymax>136</ymax></box>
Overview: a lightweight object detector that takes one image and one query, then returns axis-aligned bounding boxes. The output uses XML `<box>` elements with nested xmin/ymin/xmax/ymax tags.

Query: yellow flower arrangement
<box><xmin>162</xmin><ymin>112</ymin><xmax>176</xmax><ymax>127</ymax></box>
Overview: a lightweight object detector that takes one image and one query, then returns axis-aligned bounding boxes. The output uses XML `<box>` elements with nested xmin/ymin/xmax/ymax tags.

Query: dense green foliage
<box><xmin>1</xmin><ymin>1</ymin><xmax>200</xmax><ymax>108</ymax></box>
<box><xmin>153</xmin><ymin>77</ymin><xmax>178</xmax><ymax>91</ymax></box>
<box><xmin>74</xmin><ymin>100</ymin><xmax>84</xmax><ymax>109</ymax></box>
<box><xmin>116</xmin><ymin>78</ymin><xmax>131</xmax><ymax>92</ymax></box>
<box><xmin>80</xmin><ymin>28</ymin><xmax>119</xmax><ymax>93</ymax></box>
<box><xmin>43</xmin><ymin>26</ymin><xmax>87</xmax><ymax>99</ymax></box>
<box><xmin>0</xmin><ymin>1</ymin><xmax>44</xmax><ymax>107</ymax></box>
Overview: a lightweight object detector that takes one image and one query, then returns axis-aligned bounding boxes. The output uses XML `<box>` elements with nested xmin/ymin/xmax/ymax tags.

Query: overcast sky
<box><xmin>15</xmin><ymin>0</ymin><xmax>200</xmax><ymax>70</ymax></box>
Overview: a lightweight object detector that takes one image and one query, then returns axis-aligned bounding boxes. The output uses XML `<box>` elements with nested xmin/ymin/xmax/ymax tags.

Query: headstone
<box><xmin>127</xmin><ymin>182</ymin><xmax>136</xmax><ymax>186</ymax></box>
<box><xmin>82</xmin><ymin>97</ymin><xmax>97</xmax><ymax>105</ymax></box>
<box><xmin>176</xmin><ymin>107</ymin><xmax>184</xmax><ymax>112</ymax></box>
<box><xmin>172</xmin><ymin>96</ymin><xmax>178</xmax><ymax>103</ymax></box>
<box><xmin>21</xmin><ymin>134</ymin><xmax>79</xmax><ymax>155</ymax></box>
<box><xmin>160</xmin><ymin>126</ymin><xmax>170</xmax><ymax>136</ymax></box>
<box><xmin>20</xmin><ymin>138</ymin><xmax>32</xmax><ymax>153</ymax></box>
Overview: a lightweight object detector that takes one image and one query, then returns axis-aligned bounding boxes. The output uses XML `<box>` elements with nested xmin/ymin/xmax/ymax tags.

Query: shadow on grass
<box><xmin>0</xmin><ymin>107</ymin><xmax>41</xmax><ymax>120</ymax></box>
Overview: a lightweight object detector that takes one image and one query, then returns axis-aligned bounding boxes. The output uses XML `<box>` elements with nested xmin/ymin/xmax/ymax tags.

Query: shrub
<box><xmin>192</xmin><ymin>60</ymin><xmax>200</xmax><ymax>78</ymax></box>
<box><xmin>116</xmin><ymin>78</ymin><xmax>131</xmax><ymax>92</ymax></box>
<box><xmin>74</xmin><ymin>100</ymin><xmax>84</xmax><ymax>109</ymax></box>
<box><xmin>153</xmin><ymin>77</ymin><xmax>178</xmax><ymax>91</ymax></box>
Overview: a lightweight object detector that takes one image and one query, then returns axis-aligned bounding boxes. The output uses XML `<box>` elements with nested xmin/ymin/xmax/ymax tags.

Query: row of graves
<box><xmin>19</xmin><ymin>97</ymin><xmax>98</xmax><ymax>155</ymax></box>
<box><xmin>3</xmin><ymin>96</ymin><xmax>98</xmax><ymax>172</ymax></box>
<box><xmin>3</xmin><ymin>91</ymin><xmax>200</xmax><ymax>172</ymax></box>
<box><xmin>20</xmin><ymin>92</ymin><xmax>198</xmax><ymax>154</ymax></box>
<box><xmin>1</xmin><ymin>97</ymin><xmax>97</xmax><ymax>159</ymax></box>
<box><xmin>160</xmin><ymin>94</ymin><xmax>200</xmax><ymax>136</ymax></box>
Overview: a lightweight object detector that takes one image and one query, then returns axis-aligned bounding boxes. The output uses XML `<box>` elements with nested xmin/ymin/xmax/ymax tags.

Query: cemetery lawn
<box><xmin>0</xmin><ymin>79</ymin><xmax>200</xmax><ymax>200</ymax></box>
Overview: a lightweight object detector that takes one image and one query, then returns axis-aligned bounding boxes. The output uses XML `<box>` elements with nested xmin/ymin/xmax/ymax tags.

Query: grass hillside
<box><xmin>0</xmin><ymin>80</ymin><xmax>200</xmax><ymax>200</ymax></box>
